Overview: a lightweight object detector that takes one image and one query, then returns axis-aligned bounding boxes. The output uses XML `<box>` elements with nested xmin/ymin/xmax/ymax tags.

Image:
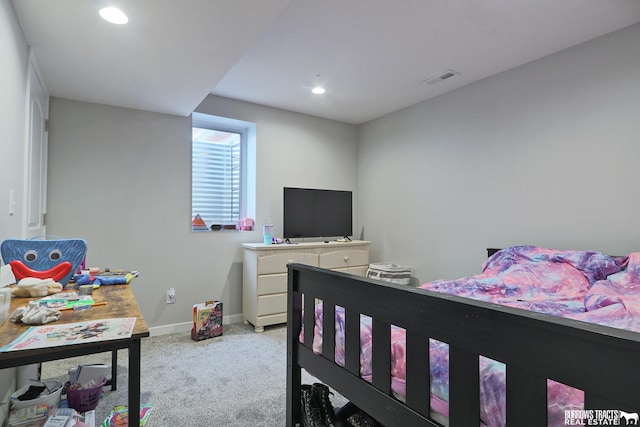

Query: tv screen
<box><xmin>283</xmin><ymin>187</ymin><xmax>352</xmax><ymax>239</ymax></box>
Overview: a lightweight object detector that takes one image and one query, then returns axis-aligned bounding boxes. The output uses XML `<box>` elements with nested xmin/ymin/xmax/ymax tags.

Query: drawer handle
<box><xmin>344</xmin><ymin>256</ymin><xmax>349</xmax><ymax>263</ymax></box>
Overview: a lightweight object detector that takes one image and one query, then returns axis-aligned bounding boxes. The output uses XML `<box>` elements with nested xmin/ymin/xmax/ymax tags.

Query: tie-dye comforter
<box><xmin>304</xmin><ymin>246</ymin><xmax>640</xmax><ymax>426</ymax></box>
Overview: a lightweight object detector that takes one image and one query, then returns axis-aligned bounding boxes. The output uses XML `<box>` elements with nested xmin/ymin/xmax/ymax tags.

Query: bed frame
<box><xmin>286</xmin><ymin>261</ymin><xmax>640</xmax><ymax>426</ymax></box>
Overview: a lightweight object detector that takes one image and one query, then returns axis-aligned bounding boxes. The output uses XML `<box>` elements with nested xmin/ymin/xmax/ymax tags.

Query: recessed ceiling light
<box><xmin>312</xmin><ymin>87</ymin><xmax>326</xmax><ymax>95</ymax></box>
<box><xmin>99</xmin><ymin>7</ymin><xmax>128</xmax><ymax>25</ymax></box>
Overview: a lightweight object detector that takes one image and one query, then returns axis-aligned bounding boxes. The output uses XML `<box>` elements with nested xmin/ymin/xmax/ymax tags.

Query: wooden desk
<box><xmin>0</xmin><ymin>285</ymin><xmax>149</xmax><ymax>426</ymax></box>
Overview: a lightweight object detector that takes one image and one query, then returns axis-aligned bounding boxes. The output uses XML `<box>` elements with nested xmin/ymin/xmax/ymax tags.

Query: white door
<box><xmin>25</xmin><ymin>54</ymin><xmax>49</xmax><ymax>239</ymax></box>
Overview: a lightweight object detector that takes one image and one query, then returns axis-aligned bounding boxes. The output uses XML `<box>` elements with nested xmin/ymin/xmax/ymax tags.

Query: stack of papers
<box><xmin>44</xmin><ymin>408</ymin><xmax>95</xmax><ymax>427</ymax></box>
<box><xmin>69</xmin><ymin>364</ymin><xmax>109</xmax><ymax>387</ymax></box>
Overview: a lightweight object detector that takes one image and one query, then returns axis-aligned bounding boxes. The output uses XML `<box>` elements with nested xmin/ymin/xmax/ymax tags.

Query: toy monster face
<box><xmin>1</xmin><ymin>239</ymin><xmax>87</xmax><ymax>285</ymax></box>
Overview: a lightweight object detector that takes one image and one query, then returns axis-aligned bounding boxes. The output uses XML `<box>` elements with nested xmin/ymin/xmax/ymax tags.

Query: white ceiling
<box><xmin>12</xmin><ymin>0</ymin><xmax>640</xmax><ymax>125</ymax></box>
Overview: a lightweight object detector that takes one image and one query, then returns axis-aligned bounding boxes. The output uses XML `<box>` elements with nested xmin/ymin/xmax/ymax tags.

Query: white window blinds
<box><xmin>191</xmin><ymin>127</ymin><xmax>240</xmax><ymax>226</ymax></box>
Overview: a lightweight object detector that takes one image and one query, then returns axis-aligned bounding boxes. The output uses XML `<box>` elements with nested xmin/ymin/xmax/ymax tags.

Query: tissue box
<box><xmin>0</xmin><ymin>287</ymin><xmax>10</xmax><ymax>326</ymax></box>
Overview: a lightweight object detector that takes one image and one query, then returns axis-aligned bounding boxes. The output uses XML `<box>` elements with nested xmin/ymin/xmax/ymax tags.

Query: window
<box><xmin>191</xmin><ymin>113</ymin><xmax>255</xmax><ymax>230</ymax></box>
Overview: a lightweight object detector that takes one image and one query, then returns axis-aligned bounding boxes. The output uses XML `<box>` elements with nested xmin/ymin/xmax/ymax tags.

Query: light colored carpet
<box><xmin>40</xmin><ymin>322</ymin><xmax>346</xmax><ymax>426</ymax></box>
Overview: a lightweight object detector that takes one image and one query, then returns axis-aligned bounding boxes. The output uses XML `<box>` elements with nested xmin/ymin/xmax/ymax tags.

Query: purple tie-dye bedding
<box><xmin>302</xmin><ymin>246</ymin><xmax>640</xmax><ymax>426</ymax></box>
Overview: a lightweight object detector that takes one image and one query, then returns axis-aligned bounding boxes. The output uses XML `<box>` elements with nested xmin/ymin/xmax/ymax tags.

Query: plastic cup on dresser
<box><xmin>263</xmin><ymin>224</ymin><xmax>273</xmax><ymax>245</ymax></box>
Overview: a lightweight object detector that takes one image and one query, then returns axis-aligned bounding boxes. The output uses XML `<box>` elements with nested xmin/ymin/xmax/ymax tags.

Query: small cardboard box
<box><xmin>191</xmin><ymin>300</ymin><xmax>223</xmax><ymax>341</ymax></box>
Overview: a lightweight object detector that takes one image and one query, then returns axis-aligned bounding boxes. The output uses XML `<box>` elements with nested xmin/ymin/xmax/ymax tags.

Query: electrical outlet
<box><xmin>166</xmin><ymin>288</ymin><xmax>176</xmax><ymax>304</ymax></box>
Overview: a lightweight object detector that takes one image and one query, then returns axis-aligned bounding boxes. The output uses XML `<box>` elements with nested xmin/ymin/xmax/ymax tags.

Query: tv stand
<box><xmin>242</xmin><ymin>240</ymin><xmax>371</xmax><ymax>332</ymax></box>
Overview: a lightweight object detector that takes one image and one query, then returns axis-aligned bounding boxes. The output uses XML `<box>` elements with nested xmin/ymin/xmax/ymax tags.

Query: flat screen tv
<box><xmin>283</xmin><ymin>187</ymin><xmax>352</xmax><ymax>239</ymax></box>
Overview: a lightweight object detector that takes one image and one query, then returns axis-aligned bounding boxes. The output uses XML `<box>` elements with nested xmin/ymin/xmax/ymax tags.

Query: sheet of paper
<box><xmin>0</xmin><ymin>318</ymin><xmax>137</xmax><ymax>352</ymax></box>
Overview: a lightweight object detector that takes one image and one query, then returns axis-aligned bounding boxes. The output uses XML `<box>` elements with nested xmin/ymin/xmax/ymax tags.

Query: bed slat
<box><xmin>371</xmin><ymin>318</ymin><xmax>391</xmax><ymax>394</ymax></box>
<box><xmin>344</xmin><ymin>307</ymin><xmax>360</xmax><ymax>376</ymax></box>
<box><xmin>405</xmin><ymin>332</ymin><xmax>431</xmax><ymax>417</ymax></box>
<box><xmin>322</xmin><ymin>300</ymin><xmax>336</xmax><ymax>362</ymax></box>
<box><xmin>304</xmin><ymin>294</ymin><xmax>315</xmax><ymax>348</ymax></box>
<box><xmin>447</xmin><ymin>345</ymin><xmax>480</xmax><ymax>427</ymax></box>
<box><xmin>506</xmin><ymin>365</ymin><xmax>547</xmax><ymax>426</ymax></box>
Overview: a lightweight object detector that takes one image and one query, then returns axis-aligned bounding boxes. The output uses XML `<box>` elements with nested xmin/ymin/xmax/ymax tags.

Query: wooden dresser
<box><xmin>242</xmin><ymin>240</ymin><xmax>371</xmax><ymax>332</ymax></box>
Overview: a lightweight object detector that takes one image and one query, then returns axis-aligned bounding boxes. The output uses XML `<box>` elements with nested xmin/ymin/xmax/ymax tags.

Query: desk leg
<box><xmin>128</xmin><ymin>338</ymin><xmax>142</xmax><ymax>426</ymax></box>
<box><xmin>111</xmin><ymin>350</ymin><xmax>118</xmax><ymax>391</ymax></box>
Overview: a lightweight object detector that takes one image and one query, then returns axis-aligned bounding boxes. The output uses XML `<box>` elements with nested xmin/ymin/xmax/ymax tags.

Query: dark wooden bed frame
<box><xmin>286</xmin><ymin>258</ymin><xmax>640</xmax><ymax>426</ymax></box>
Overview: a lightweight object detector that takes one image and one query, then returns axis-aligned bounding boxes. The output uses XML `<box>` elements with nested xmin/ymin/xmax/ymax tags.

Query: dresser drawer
<box><xmin>257</xmin><ymin>273</ymin><xmax>287</xmax><ymax>296</ymax></box>
<box><xmin>257</xmin><ymin>252</ymin><xmax>318</xmax><ymax>275</ymax></box>
<box><xmin>319</xmin><ymin>249</ymin><xmax>369</xmax><ymax>270</ymax></box>
<box><xmin>257</xmin><ymin>293</ymin><xmax>287</xmax><ymax>316</ymax></box>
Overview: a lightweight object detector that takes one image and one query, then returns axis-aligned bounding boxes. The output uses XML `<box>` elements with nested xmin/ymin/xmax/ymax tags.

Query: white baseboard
<box><xmin>148</xmin><ymin>322</ymin><xmax>191</xmax><ymax>336</ymax></box>
<box><xmin>148</xmin><ymin>313</ymin><xmax>245</xmax><ymax>337</ymax></box>
<box><xmin>223</xmin><ymin>313</ymin><xmax>245</xmax><ymax>325</ymax></box>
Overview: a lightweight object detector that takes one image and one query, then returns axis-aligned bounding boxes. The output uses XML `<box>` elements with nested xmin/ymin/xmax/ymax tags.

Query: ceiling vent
<box><xmin>422</xmin><ymin>70</ymin><xmax>459</xmax><ymax>85</ymax></box>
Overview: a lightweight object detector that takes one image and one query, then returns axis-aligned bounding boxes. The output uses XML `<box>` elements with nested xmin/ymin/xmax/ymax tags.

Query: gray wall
<box><xmin>358</xmin><ymin>23</ymin><xmax>640</xmax><ymax>283</ymax></box>
<box><xmin>0</xmin><ymin>0</ymin><xmax>29</xmax><ymax>422</ymax></box>
<box><xmin>46</xmin><ymin>96</ymin><xmax>358</xmax><ymax>333</ymax></box>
